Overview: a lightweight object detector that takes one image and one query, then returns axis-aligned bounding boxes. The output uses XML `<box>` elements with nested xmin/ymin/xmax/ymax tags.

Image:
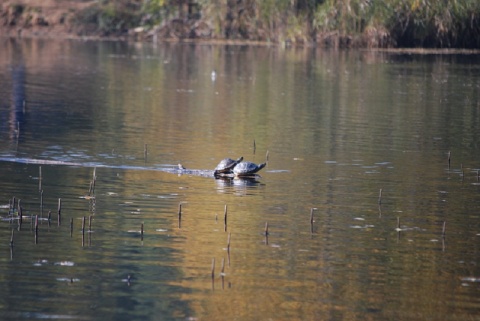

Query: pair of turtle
<box><xmin>214</xmin><ymin>156</ymin><xmax>266</xmax><ymax>177</ymax></box>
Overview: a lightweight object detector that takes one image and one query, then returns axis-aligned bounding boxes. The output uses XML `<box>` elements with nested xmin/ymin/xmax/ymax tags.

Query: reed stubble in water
<box><xmin>38</xmin><ymin>166</ymin><xmax>42</xmax><ymax>192</ymax></box>
<box><xmin>178</xmin><ymin>203</ymin><xmax>182</xmax><ymax>228</ymax></box>
<box><xmin>310</xmin><ymin>207</ymin><xmax>317</xmax><ymax>234</ymax></box>
<box><xmin>57</xmin><ymin>198</ymin><xmax>62</xmax><ymax>226</ymax></box>
<box><xmin>89</xmin><ymin>167</ymin><xmax>97</xmax><ymax>196</ymax></box>
<box><xmin>224</xmin><ymin>204</ymin><xmax>227</xmax><ymax>232</ymax></box>
<box><xmin>227</xmin><ymin>232</ymin><xmax>231</xmax><ymax>253</ymax></box>
<box><xmin>40</xmin><ymin>189</ymin><xmax>43</xmax><ymax>219</ymax></box>
<box><xmin>211</xmin><ymin>258</ymin><xmax>215</xmax><ymax>279</ymax></box>
<box><xmin>34</xmin><ymin>215</ymin><xmax>38</xmax><ymax>244</ymax></box>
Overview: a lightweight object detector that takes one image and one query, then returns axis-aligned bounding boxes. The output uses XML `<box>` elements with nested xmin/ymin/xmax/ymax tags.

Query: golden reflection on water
<box><xmin>1</xmin><ymin>38</ymin><xmax>480</xmax><ymax>320</ymax></box>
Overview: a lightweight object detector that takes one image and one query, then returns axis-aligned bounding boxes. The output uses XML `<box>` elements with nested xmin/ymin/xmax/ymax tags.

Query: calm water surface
<box><xmin>1</xmin><ymin>38</ymin><xmax>480</xmax><ymax>320</ymax></box>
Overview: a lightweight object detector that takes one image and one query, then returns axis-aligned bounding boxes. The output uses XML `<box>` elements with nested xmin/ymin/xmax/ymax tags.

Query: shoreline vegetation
<box><xmin>1</xmin><ymin>0</ymin><xmax>480</xmax><ymax>49</ymax></box>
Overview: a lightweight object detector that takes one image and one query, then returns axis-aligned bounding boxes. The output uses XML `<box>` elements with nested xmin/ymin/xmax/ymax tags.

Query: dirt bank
<box><xmin>0</xmin><ymin>0</ymin><xmax>101</xmax><ymax>39</ymax></box>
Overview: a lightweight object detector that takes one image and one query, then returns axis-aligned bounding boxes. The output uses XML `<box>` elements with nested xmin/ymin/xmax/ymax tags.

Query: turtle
<box><xmin>233</xmin><ymin>161</ymin><xmax>266</xmax><ymax>177</ymax></box>
<box><xmin>214</xmin><ymin>156</ymin><xmax>243</xmax><ymax>176</ymax></box>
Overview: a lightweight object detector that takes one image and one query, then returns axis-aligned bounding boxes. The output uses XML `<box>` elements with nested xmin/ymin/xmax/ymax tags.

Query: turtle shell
<box><xmin>214</xmin><ymin>156</ymin><xmax>243</xmax><ymax>174</ymax></box>
<box><xmin>233</xmin><ymin>161</ymin><xmax>266</xmax><ymax>176</ymax></box>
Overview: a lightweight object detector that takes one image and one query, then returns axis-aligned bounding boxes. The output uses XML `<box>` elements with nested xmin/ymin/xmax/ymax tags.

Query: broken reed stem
<box><xmin>82</xmin><ymin>216</ymin><xmax>86</xmax><ymax>235</ymax></box>
<box><xmin>221</xmin><ymin>258</ymin><xmax>225</xmax><ymax>274</ymax></box>
<box><xmin>442</xmin><ymin>221</ymin><xmax>446</xmax><ymax>237</ymax></box>
<box><xmin>253</xmin><ymin>139</ymin><xmax>256</xmax><ymax>154</ymax></box>
<box><xmin>10</xmin><ymin>229</ymin><xmax>14</xmax><ymax>247</ymax></box>
<box><xmin>57</xmin><ymin>198</ymin><xmax>62</xmax><ymax>226</ymax></box>
<box><xmin>265</xmin><ymin>222</ymin><xmax>269</xmax><ymax>236</ymax></box>
<box><xmin>211</xmin><ymin>258</ymin><xmax>215</xmax><ymax>278</ymax></box>
<box><xmin>70</xmin><ymin>218</ymin><xmax>73</xmax><ymax>237</ymax></box>
<box><xmin>310</xmin><ymin>208</ymin><xmax>314</xmax><ymax>225</ymax></box>
<box><xmin>266</xmin><ymin>150</ymin><xmax>269</xmax><ymax>162</ymax></box>
<box><xmin>378</xmin><ymin>189</ymin><xmax>383</xmax><ymax>205</ymax></box>
<box><xmin>88</xmin><ymin>215</ymin><xmax>92</xmax><ymax>232</ymax></box>
<box><xmin>141</xmin><ymin>222</ymin><xmax>144</xmax><ymax>238</ymax></box>
<box><xmin>48</xmin><ymin>211</ymin><xmax>51</xmax><ymax>227</ymax></box>
<box><xmin>224</xmin><ymin>204</ymin><xmax>227</xmax><ymax>232</ymax></box>
<box><xmin>397</xmin><ymin>217</ymin><xmax>400</xmax><ymax>230</ymax></box>
<box><xmin>448</xmin><ymin>151</ymin><xmax>451</xmax><ymax>168</ymax></box>
<box><xmin>144</xmin><ymin>143</ymin><xmax>148</xmax><ymax>160</ymax></box>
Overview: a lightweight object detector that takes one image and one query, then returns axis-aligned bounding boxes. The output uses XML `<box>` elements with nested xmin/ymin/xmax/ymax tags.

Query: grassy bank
<box><xmin>2</xmin><ymin>0</ymin><xmax>480</xmax><ymax>48</ymax></box>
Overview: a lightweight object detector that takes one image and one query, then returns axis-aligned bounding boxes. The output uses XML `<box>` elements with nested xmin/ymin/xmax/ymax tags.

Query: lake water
<box><xmin>1</xmin><ymin>38</ymin><xmax>480</xmax><ymax>320</ymax></box>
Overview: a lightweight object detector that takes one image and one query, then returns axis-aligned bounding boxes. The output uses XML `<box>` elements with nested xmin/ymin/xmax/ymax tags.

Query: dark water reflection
<box><xmin>1</xmin><ymin>37</ymin><xmax>480</xmax><ymax>320</ymax></box>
